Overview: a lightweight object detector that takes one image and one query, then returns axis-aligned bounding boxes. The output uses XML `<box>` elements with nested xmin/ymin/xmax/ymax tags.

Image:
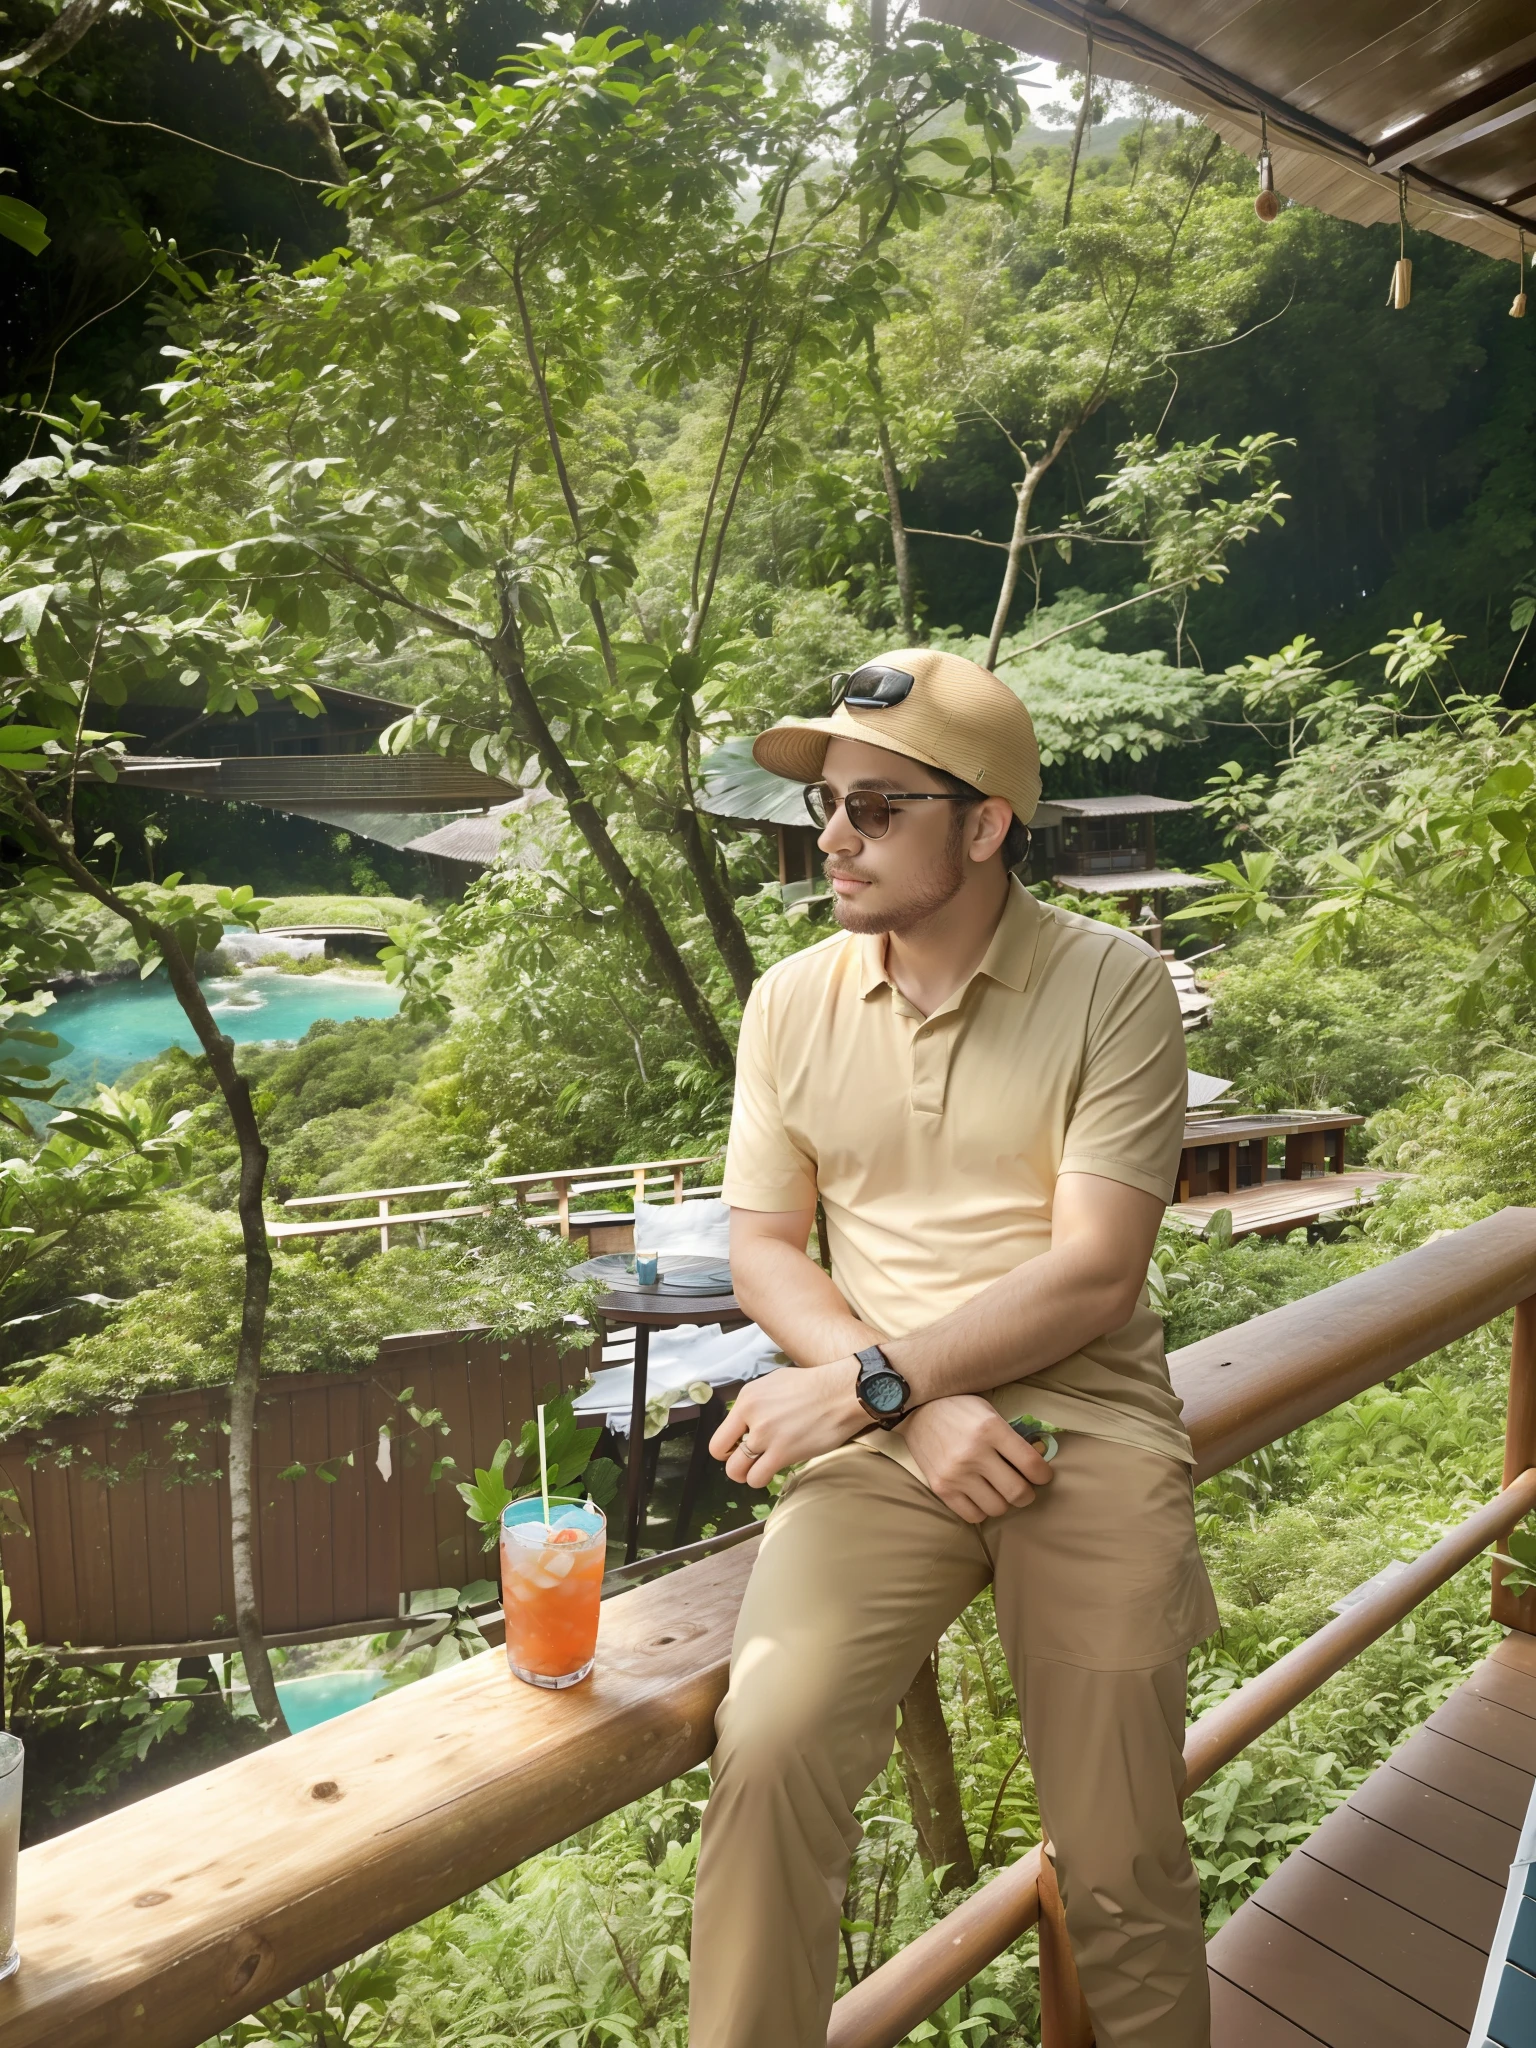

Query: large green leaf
<box><xmin>0</xmin><ymin>196</ymin><xmax>48</xmax><ymax>258</ymax></box>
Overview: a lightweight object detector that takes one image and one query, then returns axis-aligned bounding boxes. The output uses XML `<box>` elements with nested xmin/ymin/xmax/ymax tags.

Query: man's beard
<box><xmin>828</xmin><ymin>834</ymin><xmax>967</xmax><ymax>936</ymax></box>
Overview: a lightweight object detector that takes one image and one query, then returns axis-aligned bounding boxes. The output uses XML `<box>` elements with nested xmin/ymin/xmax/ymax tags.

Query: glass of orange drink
<box><xmin>500</xmin><ymin>1498</ymin><xmax>607</xmax><ymax>1688</ymax></box>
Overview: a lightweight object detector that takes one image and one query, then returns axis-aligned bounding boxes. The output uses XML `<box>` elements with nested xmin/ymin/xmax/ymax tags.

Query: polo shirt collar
<box><xmin>856</xmin><ymin>878</ymin><xmax>1043</xmax><ymax>1002</ymax></box>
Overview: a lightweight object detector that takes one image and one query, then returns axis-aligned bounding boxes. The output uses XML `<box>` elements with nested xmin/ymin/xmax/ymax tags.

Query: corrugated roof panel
<box><xmin>922</xmin><ymin>0</ymin><xmax>1536</xmax><ymax>261</ymax></box>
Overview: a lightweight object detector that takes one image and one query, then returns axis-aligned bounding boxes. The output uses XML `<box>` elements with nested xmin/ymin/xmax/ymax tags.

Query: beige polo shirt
<box><xmin>723</xmin><ymin>879</ymin><xmax>1192</xmax><ymax>1473</ymax></box>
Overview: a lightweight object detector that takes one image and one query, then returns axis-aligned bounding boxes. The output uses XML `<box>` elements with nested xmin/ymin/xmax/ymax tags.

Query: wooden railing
<box><xmin>269</xmin><ymin>1154</ymin><xmax>719</xmax><ymax>1247</ymax></box>
<box><xmin>4</xmin><ymin>1208</ymin><xmax>1535</xmax><ymax>2048</ymax></box>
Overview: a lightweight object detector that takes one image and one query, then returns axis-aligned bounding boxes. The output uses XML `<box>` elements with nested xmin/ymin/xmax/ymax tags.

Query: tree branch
<box><xmin>509</xmin><ymin>246</ymin><xmax>624</xmax><ymax>694</ymax></box>
<box><xmin>487</xmin><ymin>577</ymin><xmax>734</xmax><ymax>1071</ymax></box>
<box><xmin>1</xmin><ymin>772</ymin><xmax>288</xmax><ymax>1735</ymax></box>
<box><xmin>0</xmin><ymin>0</ymin><xmax>114</xmax><ymax>77</ymax></box>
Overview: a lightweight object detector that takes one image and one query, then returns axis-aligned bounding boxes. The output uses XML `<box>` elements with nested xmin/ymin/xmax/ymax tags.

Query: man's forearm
<box><xmin>731</xmin><ymin>1235</ymin><xmax>881</xmax><ymax>1369</ymax></box>
<box><xmin>884</xmin><ymin>1241</ymin><xmax>1138</xmax><ymax>1405</ymax></box>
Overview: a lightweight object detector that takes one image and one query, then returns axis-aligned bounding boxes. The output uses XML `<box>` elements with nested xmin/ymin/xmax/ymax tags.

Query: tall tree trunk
<box><xmin>511</xmin><ymin>257</ymin><xmax>748</xmax><ymax>1047</ymax></box>
<box><xmin>983</xmin><ymin>424</ymin><xmax>1075</xmax><ymax>670</ymax></box>
<box><xmin>876</xmin><ymin>421</ymin><xmax>916</xmax><ymax>642</ymax></box>
<box><xmin>895</xmin><ymin>1654</ymin><xmax>977</xmax><ymax>1890</ymax></box>
<box><xmin>1061</xmin><ymin>30</ymin><xmax>1095</xmax><ymax>229</ymax></box>
<box><xmin>669</xmin><ymin>790</ymin><xmax>758</xmax><ymax>1006</ymax></box>
<box><xmin>866</xmin><ymin>338</ymin><xmax>916</xmax><ymax>642</ymax></box>
<box><xmin>487</xmin><ymin>624</ymin><xmax>736</xmax><ymax>1072</ymax></box>
<box><xmin>3</xmin><ymin>783</ymin><xmax>289</xmax><ymax>1734</ymax></box>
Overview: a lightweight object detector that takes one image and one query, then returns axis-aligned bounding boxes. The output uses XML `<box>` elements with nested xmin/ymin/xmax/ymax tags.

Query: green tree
<box><xmin>140</xmin><ymin>22</ymin><xmax>1027</xmax><ymax>1059</ymax></box>
<box><xmin>1173</xmin><ymin>612</ymin><xmax>1536</xmax><ymax>1032</ymax></box>
<box><xmin>0</xmin><ymin>402</ymin><xmax>327</xmax><ymax>1732</ymax></box>
<box><xmin>808</xmin><ymin>111</ymin><xmax>1280</xmax><ymax>659</ymax></box>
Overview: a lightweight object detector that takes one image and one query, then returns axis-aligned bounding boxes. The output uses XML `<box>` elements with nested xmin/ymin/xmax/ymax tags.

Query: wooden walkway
<box><xmin>1209</xmin><ymin>1630</ymin><xmax>1536</xmax><ymax>2044</ymax></box>
<box><xmin>1169</xmin><ymin>1171</ymin><xmax>1404</xmax><ymax>1240</ymax></box>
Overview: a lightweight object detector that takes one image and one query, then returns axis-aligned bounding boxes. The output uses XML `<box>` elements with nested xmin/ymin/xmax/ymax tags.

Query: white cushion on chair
<box><xmin>631</xmin><ymin>1197</ymin><xmax>732</xmax><ymax>1260</ymax></box>
<box><xmin>573</xmin><ymin>1320</ymin><xmax>785</xmax><ymax>1434</ymax></box>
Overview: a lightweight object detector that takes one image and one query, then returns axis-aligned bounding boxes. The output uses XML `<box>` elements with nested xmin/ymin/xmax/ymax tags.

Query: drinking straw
<box><xmin>536</xmin><ymin>1402</ymin><xmax>552</xmax><ymax>1532</ymax></box>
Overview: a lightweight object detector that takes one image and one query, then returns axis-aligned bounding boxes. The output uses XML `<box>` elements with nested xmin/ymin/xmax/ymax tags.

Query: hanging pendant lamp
<box><xmin>1255</xmin><ymin>113</ymin><xmax>1279</xmax><ymax>223</ymax></box>
<box><xmin>1389</xmin><ymin>176</ymin><xmax>1412</xmax><ymax>310</ymax></box>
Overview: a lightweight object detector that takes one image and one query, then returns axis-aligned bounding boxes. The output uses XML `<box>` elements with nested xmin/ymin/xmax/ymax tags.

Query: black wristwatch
<box><xmin>855</xmin><ymin>1344</ymin><xmax>911</xmax><ymax>1430</ymax></box>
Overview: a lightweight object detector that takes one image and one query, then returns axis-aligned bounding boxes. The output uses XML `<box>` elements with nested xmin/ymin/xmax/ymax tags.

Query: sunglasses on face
<box><xmin>804</xmin><ymin>782</ymin><xmax>974</xmax><ymax>839</ymax></box>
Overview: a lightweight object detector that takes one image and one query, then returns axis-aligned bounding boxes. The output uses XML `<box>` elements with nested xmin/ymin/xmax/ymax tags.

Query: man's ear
<box><xmin>967</xmin><ymin>796</ymin><xmax>1014</xmax><ymax>864</ymax></box>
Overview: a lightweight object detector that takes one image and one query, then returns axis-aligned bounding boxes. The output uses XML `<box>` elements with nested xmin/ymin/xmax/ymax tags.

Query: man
<box><xmin>688</xmin><ymin>648</ymin><xmax>1217</xmax><ymax>2048</ymax></box>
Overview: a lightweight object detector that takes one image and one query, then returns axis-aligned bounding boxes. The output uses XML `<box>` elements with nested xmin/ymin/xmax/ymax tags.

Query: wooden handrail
<box><xmin>826</xmin><ymin>1463</ymin><xmax>1536</xmax><ymax>2048</ymax></box>
<box><xmin>1181</xmin><ymin>1465</ymin><xmax>1536</xmax><ymax>1793</ymax></box>
<box><xmin>281</xmin><ymin>1156</ymin><xmax>716</xmax><ymax>1211</ymax></box>
<box><xmin>268</xmin><ymin>1189</ymin><xmax>725</xmax><ymax>1244</ymax></box>
<box><xmin>1176</xmin><ymin>1203</ymin><xmax>1536</xmax><ymax>1482</ymax></box>
<box><xmin>4</xmin><ymin>1208</ymin><xmax>1535</xmax><ymax>2048</ymax></box>
<box><xmin>272</xmin><ymin>1154</ymin><xmax>721</xmax><ymax>1247</ymax></box>
<box><xmin>0</xmin><ymin>1548</ymin><xmax>757</xmax><ymax>2048</ymax></box>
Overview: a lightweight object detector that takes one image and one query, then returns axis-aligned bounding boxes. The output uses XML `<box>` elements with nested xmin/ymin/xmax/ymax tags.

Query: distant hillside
<box><xmin>1016</xmin><ymin>114</ymin><xmax>1143</xmax><ymax>160</ymax></box>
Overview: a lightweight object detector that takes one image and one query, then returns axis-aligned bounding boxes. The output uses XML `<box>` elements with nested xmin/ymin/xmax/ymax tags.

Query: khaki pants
<box><xmin>689</xmin><ymin>1434</ymin><xmax>1218</xmax><ymax>2048</ymax></box>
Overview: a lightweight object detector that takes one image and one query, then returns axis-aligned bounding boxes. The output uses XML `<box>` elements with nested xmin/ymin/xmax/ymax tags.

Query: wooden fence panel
<box><xmin>258</xmin><ymin>1393</ymin><xmax>300</xmax><ymax>1635</ymax></box>
<box><xmin>290</xmin><ymin>1380</ymin><xmax>334</xmax><ymax>1633</ymax></box>
<box><xmin>0</xmin><ymin>1329</ymin><xmax>595</xmax><ymax>1653</ymax></box>
<box><xmin>362</xmin><ymin>1372</ymin><xmax>400</xmax><ymax>1623</ymax></box>
<box><xmin>103</xmin><ymin>1415</ymin><xmax>153</xmax><ymax>1647</ymax></box>
<box><xmin>29</xmin><ymin>1460</ymin><xmax>81</xmax><ymax>1648</ymax></box>
<box><xmin>180</xmin><ymin>1423</ymin><xmax>232</xmax><ymax>1640</ymax></box>
<box><xmin>327</xmin><ymin>1379</ymin><xmax>369</xmax><ymax>1627</ymax></box>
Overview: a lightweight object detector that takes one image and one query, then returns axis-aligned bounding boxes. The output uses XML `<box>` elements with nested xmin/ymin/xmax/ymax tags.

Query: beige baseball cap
<box><xmin>751</xmin><ymin>648</ymin><xmax>1041</xmax><ymax>825</ymax></box>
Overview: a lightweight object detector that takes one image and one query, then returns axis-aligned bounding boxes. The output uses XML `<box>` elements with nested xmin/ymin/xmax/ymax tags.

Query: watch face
<box><xmin>863</xmin><ymin>1370</ymin><xmax>906</xmax><ymax>1415</ymax></box>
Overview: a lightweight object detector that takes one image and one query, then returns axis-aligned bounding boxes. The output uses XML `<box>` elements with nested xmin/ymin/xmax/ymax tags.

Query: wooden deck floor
<box><xmin>1168</xmin><ymin>1171</ymin><xmax>1404</xmax><ymax>1241</ymax></box>
<box><xmin>1208</xmin><ymin>1630</ymin><xmax>1536</xmax><ymax>2044</ymax></box>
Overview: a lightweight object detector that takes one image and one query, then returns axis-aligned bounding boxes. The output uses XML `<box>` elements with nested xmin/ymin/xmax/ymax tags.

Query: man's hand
<box><xmin>899</xmin><ymin>1395</ymin><xmax>1054</xmax><ymax>1525</ymax></box>
<box><xmin>710</xmin><ymin>1358</ymin><xmax>867</xmax><ymax>1490</ymax></box>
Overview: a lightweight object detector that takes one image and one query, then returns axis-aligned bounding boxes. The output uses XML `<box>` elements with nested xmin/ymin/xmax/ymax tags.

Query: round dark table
<box><xmin>582</xmin><ymin>1258</ymin><xmax>749</xmax><ymax>1562</ymax></box>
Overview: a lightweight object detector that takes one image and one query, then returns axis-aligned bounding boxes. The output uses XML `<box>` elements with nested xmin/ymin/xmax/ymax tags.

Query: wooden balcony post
<box><xmin>378</xmin><ymin>1197</ymin><xmax>390</xmax><ymax>1255</ymax></box>
<box><xmin>634</xmin><ymin>1166</ymin><xmax>647</xmax><ymax>1213</ymax></box>
<box><xmin>1494</xmin><ymin>1295</ymin><xmax>1536</xmax><ymax>1633</ymax></box>
<box><xmin>1036</xmin><ymin>1844</ymin><xmax>1094</xmax><ymax>2046</ymax></box>
<box><xmin>672</xmin><ymin>1164</ymin><xmax>685</xmax><ymax>1204</ymax></box>
<box><xmin>557</xmin><ymin>1178</ymin><xmax>571</xmax><ymax>1239</ymax></box>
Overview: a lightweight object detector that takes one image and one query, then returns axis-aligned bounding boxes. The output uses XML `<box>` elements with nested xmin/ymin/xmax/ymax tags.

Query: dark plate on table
<box><xmin>656</xmin><ymin>1263</ymin><xmax>733</xmax><ymax>1295</ymax></box>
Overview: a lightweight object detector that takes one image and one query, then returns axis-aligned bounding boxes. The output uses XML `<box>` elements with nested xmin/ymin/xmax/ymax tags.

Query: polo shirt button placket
<box><xmin>911</xmin><ymin>1020</ymin><xmax>950</xmax><ymax>1118</ymax></box>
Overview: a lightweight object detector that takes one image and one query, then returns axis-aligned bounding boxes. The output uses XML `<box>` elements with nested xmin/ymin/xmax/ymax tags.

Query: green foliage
<box><xmin>511</xmin><ymin>1394</ymin><xmax>621</xmax><ymax>1512</ymax></box>
<box><xmin>1495</xmin><ymin>1517</ymin><xmax>1536</xmax><ymax>1599</ymax></box>
<box><xmin>457</xmin><ymin>1394</ymin><xmax>621</xmax><ymax>1550</ymax></box>
<box><xmin>1175</xmin><ymin>625</ymin><xmax>1536</xmax><ymax>1028</ymax></box>
<box><xmin>937</xmin><ymin>591</ymin><xmax>1223</xmax><ymax>767</ymax></box>
<box><xmin>384</xmin><ymin>867</ymin><xmax>740</xmax><ymax>1172</ymax></box>
<box><xmin>1196</xmin><ymin>953</ymin><xmax>1441</xmax><ymax>1115</ymax></box>
<box><xmin>1154</xmin><ymin>1225</ymin><xmax>1372</xmax><ymax>1353</ymax></box>
<box><xmin>0</xmin><ymin>1203</ymin><xmax>599</xmax><ymax>1441</ymax></box>
<box><xmin>216</xmin><ymin>1955</ymin><xmax>401</xmax><ymax>2048</ymax></box>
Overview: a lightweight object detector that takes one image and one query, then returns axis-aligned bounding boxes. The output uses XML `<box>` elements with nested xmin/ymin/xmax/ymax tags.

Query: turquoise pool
<box><xmin>45</xmin><ymin>968</ymin><xmax>402</xmax><ymax>1097</ymax></box>
<box><xmin>274</xmin><ymin>1670</ymin><xmax>388</xmax><ymax>1732</ymax></box>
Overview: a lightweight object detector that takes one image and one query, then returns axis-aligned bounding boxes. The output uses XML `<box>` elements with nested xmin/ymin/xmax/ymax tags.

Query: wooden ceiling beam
<box><xmin>1368</xmin><ymin>56</ymin><xmax>1536</xmax><ymax>176</ymax></box>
